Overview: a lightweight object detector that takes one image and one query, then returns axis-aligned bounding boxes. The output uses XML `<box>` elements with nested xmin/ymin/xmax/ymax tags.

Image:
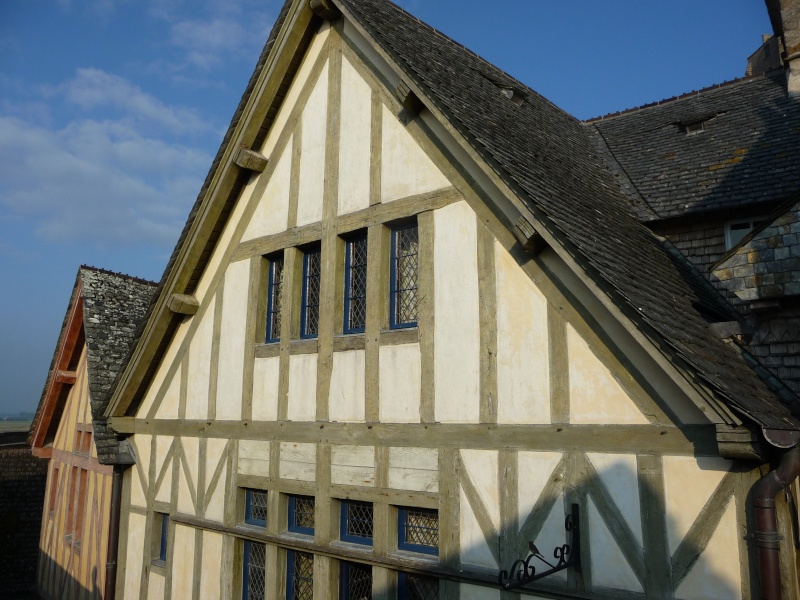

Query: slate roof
<box><xmin>589</xmin><ymin>70</ymin><xmax>800</xmax><ymax>221</ymax></box>
<box><xmin>336</xmin><ymin>0</ymin><xmax>800</xmax><ymax>429</ymax></box>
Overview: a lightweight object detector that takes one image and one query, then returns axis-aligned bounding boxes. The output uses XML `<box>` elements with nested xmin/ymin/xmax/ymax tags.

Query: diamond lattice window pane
<box><xmin>393</xmin><ymin>226</ymin><xmax>419</xmax><ymax>325</ymax></box>
<box><xmin>343</xmin><ymin>562</ymin><xmax>372</xmax><ymax>600</ymax></box>
<box><xmin>246</xmin><ymin>542</ymin><xmax>266</xmax><ymax>600</ymax></box>
<box><xmin>268</xmin><ymin>259</ymin><xmax>283</xmax><ymax>340</ymax></box>
<box><xmin>405</xmin><ymin>508</ymin><xmax>439</xmax><ymax>548</ymax></box>
<box><xmin>405</xmin><ymin>573</ymin><xmax>439</xmax><ymax>600</ymax></box>
<box><xmin>293</xmin><ymin>496</ymin><xmax>315</xmax><ymax>531</ymax></box>
<box><xmin>291</xmin><ymin>551</ymin><xmax>314</xmax><ymax>600</ymax></box>
<box><xmin>247</xmin><ymin>489</ymin><xmax>268</xmax><ymax>525</ymax></box>
<box><xmin>347</xmin><ymin>236</ymin><xmax>368</xmax><ymax>331</ymax></box>
<box><xmin>304</xmin><ymin>250</ymin><xmax>321</xmax><ymax>336</ymax></box>
<box><xmin>346</xmin><ymin>502</ymin><xmax>373</xmax><ymax>540</ymax></box>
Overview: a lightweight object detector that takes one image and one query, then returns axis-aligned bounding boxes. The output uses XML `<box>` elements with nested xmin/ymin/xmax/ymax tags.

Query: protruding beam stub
<box><xmin>513</xmin><ymin>215</ymin><xmax>547</xmax><ymax>255</ymax></box>
<box><xmin>232</xmin><ymin>146</ymin><xmax>268</xmax><ymax>173</ymax></box>
<box><xmin>394</xmin><ymin>80</ymin><xmax>424</xmax><ymax>118</ymax></box>
<box><xmin>168</xmin><ymin>293</ymin><xmax>200</xmax><ymax>316</ymax></box>
<box><xmin>55</xmin><ymin>370</ymin><xmax>77</xmax><ymax>385</ymax></box>
<box><xmin>309</xmin><ymin>0</ymin><xmax>341</xmax><ymax>20</ymax></box>
<box><xmin>715</xmin><ymin>424</ymin><xmax>764</xmax><ymax>461</ymax></box>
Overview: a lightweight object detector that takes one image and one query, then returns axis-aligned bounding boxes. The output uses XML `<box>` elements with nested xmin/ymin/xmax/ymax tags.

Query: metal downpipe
<box><xmin>753</xmin><ymin>444</ymin><xmax>800</xmax><ymax>600</ymax></box>
<box><xmin>104</xmin><ymin>464</ymin><xmax>124</xmax><ymax>600</ymax></box>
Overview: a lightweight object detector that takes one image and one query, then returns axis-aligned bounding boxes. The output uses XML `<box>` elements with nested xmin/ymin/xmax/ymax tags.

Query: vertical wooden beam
<box><xmin>478</xmin><ymin>224</ymin><xmax>498</xmax><ymax>424</ymax></box>
<box><xmin>316</xmin><ymin>444</ymin><xmax>334</xmax><ymax>544</ymax></box>
<box><xmin>564</xmin><ymin>451</ymin><xmax>589</xmax><ymax>594</ymax></box>
<box><xmin>439</xmin><ymin>448</ymin><xmax>460</xmax><ymax>572</ymax></box>
<box><xmin>115</xmin><ymin>468</ymin><xmax>133</xmax><ymax>600</ymax></box>
<box><xmin>191</xmin><ymin>528</ymin><xmax>204</xmax><ymax>600</ymax></box>
<box><xmin>279</xmin><ymin>248</ymin><xmax>302</xmax><ymax>421</ymax></box>
<box><xmin>369</xmin><ymin>90</ymin><xmax>383</xmax><ymax>206</ymax></box>
<box><xmin>287</xmin><ymin>126</ymin><xmax>302</xmax><ymax>230</ymax></box>
<box><xmin>208</xmin><ymin>285</ymin><xmax>225</xmax><ymax>421</ymax></box>
<box><xmin>735</xmin><ymin>466</ymin><xmax>762</xmax><ymax>599</ymax></box>
<box><xmin>637</xmin><ymin>453</ymin><xmax>673</xmax><ymax>598</ymax></box>
<box><xmin>418</xmin><ymin>211</ymin><xmax>436</xmax><ymax>423</ymax></box>
<box><xmin>374</xmin><ymin>446</ymin><xmax>390</xmax><ymax>558</ymax></box>
<box><xmin>373</xmin><ymin>566</ymin><xmax>394</xmax><ymax>600</ymax></box>
<box><xmin>366</xmin><ymin>224</ymin><xmax>389</xmax><ymax>422</ymax></box>
<box><xmin>179</xmin><ymin>353</ymin><xmax>189</xmax><ymax>420</ymax></box>
<box><xmin>242</xmin><ymin>257</ymin><xmax>264</xmax><ymax>421</ymax></box>
<box><xmin>548</xmin><ymin>303</ymin><xmax>570</xmax><ymax>424</ymax></box>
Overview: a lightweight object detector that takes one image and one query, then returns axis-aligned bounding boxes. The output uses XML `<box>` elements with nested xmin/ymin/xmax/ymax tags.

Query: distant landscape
<box><xmin>0</xmin><ymin>412</ymin><xmax>34</xmax><ymax>432</ymax></box>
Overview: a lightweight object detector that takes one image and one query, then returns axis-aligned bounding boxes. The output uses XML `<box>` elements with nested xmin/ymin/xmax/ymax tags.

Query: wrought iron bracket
<box><xmin>498</xmin><ymin>504</ymin><xmax>581</xmax><ymax>591</ymax></box>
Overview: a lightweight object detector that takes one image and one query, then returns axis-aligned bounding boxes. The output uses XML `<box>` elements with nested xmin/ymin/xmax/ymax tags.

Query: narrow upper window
<box><xmin>288</xmin><ymin>495</ymin><xmax>315</xmax><ymax>535</ymax></box>
<box><xmin>398</xmin><ymin>507</ymin><xmax>439</xmax><ymax>555</ymax></box>
<box><xmin>398</xmin><ymin>572</ymin><xmax>439</xmax><ymax>600</ymax></box>
<box><xmin>156</xmin><ymin>513</ymin><xmax>168</xmax><ymax>562</ymax></box>
<box><xmin>301</xmin><ymin>246</ymin><xmax>322</xmax><ymax>338</ymax></box>
<box><xmin>339</xmin><ymin>561</ymin><xmax>372</xmax><ymax>600</ymax></box>
<box><xmin>390</xmin><ymin>223</ymin><xmax>419</xmax><ymax>328</ymax></box>
<box><xmin>724</xmin><ymin>218</ymin><xmax>764</xmax><ymax>250</ymax></box>
<box><xmin>245</xmin><ymin>489</ymin><xmax>268</xmax><ymax>527</ymax></box>
<box><xmin>344</xmin><ymin>232</ymin><xmax>368</xmax><ymax>334</ymax></box>
<box><xmin>286</xmin><ymin>550</ymin><xmax>314</xmax><ymax>600</ymax></box>
<box><xmin>340</xmin><ymin>500</ymin><xmax>373</xmax><ymax>546</ymax></box>
<box><xmin>243</xmin><ymin>541</ymin><xmax>267</xmax><ymax>600</ymax></box>
<box><xmin>266</xmin><ymin>255</ymin><xmax>284</xmax><ymax>343</ymax></box>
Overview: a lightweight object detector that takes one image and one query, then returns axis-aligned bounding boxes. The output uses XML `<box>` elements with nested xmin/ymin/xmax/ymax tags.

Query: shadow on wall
<box><xmin>34</xmin><ymin>559</ymin><xmax>100</xmax><ymax>600</ymax></box>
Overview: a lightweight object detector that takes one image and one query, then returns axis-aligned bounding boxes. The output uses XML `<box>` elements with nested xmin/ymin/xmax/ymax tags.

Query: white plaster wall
<box><xmin>154</xmin><ymin>364</ymin><xmax>181</xmax><ymax>420</ymax></box>
<box><xmin>183</xmin><ymin>436</ymin><xmax>199</xmax><ymax>502</ymax></box>
<box><xmin>154</xmin><ymin>435</ymin><xmax>173</xmax><ymax>505</ymax></box>
<box><xmin>459</xmin><ymin>487</ymin><xmax>497</xmax><ymax>570</ymax></box>
<box><xmin>494</xmin><ymin>242</ymin><xmax>550</xmax><ymax>423</ymax></box>
<box><xmin>331</xmin><ymin>445</ymin><xmax>374</xmax><ymax>486</ymax></box>
<box><xmin>205</xmin><ymin>438</ymin><xmax>228</xmax><ymax>523</ymax></box>
<box><xmin>378</xmin><ymin>343</ymin><xmax>421</xmax><ymax>423</ymax></box>
<box><xmin>252</xmin><ymin>356</ymin><xmax>280</xmax><ymax>421</ymax></box>
<box><xmin>242</xmin><ymin>138</ymin><xmax>292</xmax><ymax>241</ymax></box>
<box><xmin>380</xmin><ymin>104</ymin><xmax>449</xmax><ymax>202</ymax></box>
<box><xmin>338</xmin><ymin>57</ymin><xmax>371</xmax><ymax>215</ymax></box>
<box><xmin>588</xmin><ymin>498</ymin><xmax>642</xmax><ymax>592</ymax></box>
<box><xmin>177</xmin><ymin>458</ymin><xmax>195</xmax><ymax>516</ymax></box>
<box><xmin>329</xmin><ymin>349</ymin><xmax>366</xmax><ymax>422</ymax></box>
<box><xmin>131</xmin><ymin>434</ymin><xmax>151</xmax><ymax>508</ymax></box>
<box><xmin>434</xmin><ymin>201</ymin><xmax>480</xmax><ymax>422</ymax></box>
<box><xmin>296</xmin><ymin>61</ymin><xmax>328</xmax><ymax>226</ymax></box>
<box><xmin>238</xmin><ymin>440</ymin><xmax>271</xmax><ymax>477</ymax></box>
<box><xmin>171</xmin><ymin>524</ymin><xmax>196</xmax><ymax>600</ymax></box>
<box><xmin>199</xmin><ymin>531</ymin><xmax>223</xmax><ymax>600</ymax></box>
<box><xmin>586</xmin><ymin>453</ymin><xmax>642</xmax><ymax>546</ymax></box>
<box><xmin>136</xmin><ymin>319</ymin><xmax>190</xmax><ymax>418</ymax></box>
<box><xmin>287</xmin><ymin>354</ymin><xmax>317</xmax><ymax>421</ymax></box>
<box><xmin>185</xmin><ymin>296</ymin><xmax>215</xmax><ymax>420</ymax></box>
<box><xmin>123</xmin><ymin>512</ymin><xmax>146</xmax><ymax>600</ymax></box>
<box><xmin>461</xmin><ymin>584</ymin><xmax>501</xmax><ymax>600</ymax></box>
<box><xmin>215</xmin><ymin>260</ymin><xmax>250</xmax><ymax>420</ymax></box>
<box><xmin>460</xmin><ymin>450</ymin><xmax>500</xmax><ymax>529</ymax></box>
<box><xmin>516</xmin><ymin>451</ymin><xmax>562</xmax><ymax>529</ymax></box>
<box><xmin>147</xmin><ymin>572</ymin><xmax>165</xmax><ymax>600</ymax></box>
<box><xmin>567</xmin><ymin>324</ymin><xmax>649</xmax><ymax>424</ymax></box>
<box><xmin>280</xmin><ymin>442</ymin><xmax>316</xmax><ymax>482</ymax></box>
<box><xmin>388</xmin><ymin>447</ymin><xmax>438</xmax><ymax>492</ymax></box>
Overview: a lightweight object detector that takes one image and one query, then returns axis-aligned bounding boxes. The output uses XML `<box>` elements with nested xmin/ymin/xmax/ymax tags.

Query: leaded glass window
<box><xmin>398</xmin><ymin>572</ymin><xmax>439</xmax><ymax>600</ymax></box>
<box><xmin>390</xmin><ymin>223</ymin><xmax>418</xmax><ymax>328</ymax></box>
<box><xmin>340</xmin><ymin>501</ymin><xmax>373</xmax><ymax>545</ymax></box>
<box><xmin>340</xmin><ymin>561</ymin><xmax>372</xmax><ymax>600</ymax></box>
<box><xmin>243</xmin><ymin>541</ymin><xmax>266</xmax><ymax>600</ymax></box>
<box><xmin>288</xmin><ymin>495</ymin><xmax>315</xmax><ymax>535</ymax></box>
<box><xmin>287</xmin><ymin>551</ymin><xmax>314</xmax><ymax>600</ymax></box>
<box><xmin>398</xmin><ymin>507</ymin><xmax>438</xmax><ymax>555</ymax></box>
<box><xmin>301</xmin><ymin>247</ymin><xmax>321</xmax><ymax>338</ymax></box>
<box><xmin>266</xmin><ymin>256</ymin><xmax>284</xmax><ymax>342</ymax></box>
<box><xmin>344</xmin><ymin>233</ymin><xmax>368</xmax><ymax>333</ymax></box>
<box><xmin>245</xmin><ymin>489</ymin><xmax>268</xmax><ymax>527</ymax></box>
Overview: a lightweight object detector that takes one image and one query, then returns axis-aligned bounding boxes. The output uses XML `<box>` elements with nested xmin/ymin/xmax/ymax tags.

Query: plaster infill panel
<box><xmin>434</xmin><ymin>201</ymin><xmax>480</xmax><ymax>423</ymax></box>
<box><xmin>238</xmin><ymin>440</ymin><xmax>271</xmax><ymax>477</ymax></box>
<box><xmin>379</xmin><ymin>343</ymin><xmax>421</xmax><ymax>423</ymax></box>
<box><xmin>171</xmin><ymin>524</ymin><xmax>196</xmax><ymax>600</ymax></box>
<box><xmin>252</xmin><ymin>356</ymin><xmax>280</xmax><ymax>422</ymax></box>
<box><xmin>329</xmin><ymin>349</ymin><xmax>366</xmax><ymax>422</ymax></box>
<box><xmin>215</xmin><ymin>260</ymin><xmax>250</xmax><ymax>420</ymax></box>
<box><xmin>296</xmin><ymin>61</ymin><xmax>329</xmax><ymax>227</ymax></box>
<box><xmin>588</xmin><ymin>497</ymin><xmax>643</xmax><ymax>592</ymax></box>
<box><xmin>287</xmin><ymin>354</ymin><xmax>318</xmax><ymax>421</ymax></box>
<box><xmin>459</xmin><ymin>486</ymin><xmax>497</xmax><ymax>570</ymax></box>
<box><xmin>494</xmin><ymin>241</ymin><xmax>550</xmax><ymax>423</ymax></box>
<box><xmin>337</xmin><ymin>56</ymin><xmax>371</xmax><ymax>215</ymax></box>
<box><xmin>123</xmin><ymin>512</ymin><xmax>146</xmax><ymax>600</ymax></box>
<box><xmin>280</xmin><ymin>442</ymin><xmax>316</xmax><ymax>482</ymax></box>
<box><xmin>331</xmin><ymin>444</ymin><xmax>375</xmax><ymax>486</ymax></box>
<box><xmin>154</xmin><ymin>435</ymin><xmax>173</xmax><ymax>504</ymax></box>
<box><xmin>241</xmin><ymin>137</ymin><xmax>292</xmax><ymax>242</ymax></box>
<box><xmin>388</xmin><ymin>447</ymin><xmax>438</xmax><ymax>492</ymax></box>
<box><xmin>185</xmin><ymin>295</ymin><xmax>215</xmax><ymax>420</ymax></box>
<box><xmin>586</xmin><ymin>453</ymin><xmax>642</xmax><ymax>546</ymax></box>
<box><xmin>147</xmin><ymin>572</ymin><xmax>165</xmax><ymax>600</ymax></box>
<box><xmin>200</xmin><ymin>531</ymin><xmax>224</xmax><ymax>600</ymax></box>
<box><xmin>380</xmin><ymin>104</ymin><xmax>450</xmax><ymax>202</ymax></box>
<box><xmin>154</xmin><ymin>364</ymin><xmax>181</xmax><ymax>420</ymax></box>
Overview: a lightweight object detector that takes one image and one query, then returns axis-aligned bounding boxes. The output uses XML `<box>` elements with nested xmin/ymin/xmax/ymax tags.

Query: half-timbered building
<box><xmin>30</xmin><ymin>267</ymin><xmax>155</xmax><ymax>600</ymax></box>
<box><xmin>103</xmin><ymin>1</ymin><xmax>800</xmax><ymax>599</ymax></box>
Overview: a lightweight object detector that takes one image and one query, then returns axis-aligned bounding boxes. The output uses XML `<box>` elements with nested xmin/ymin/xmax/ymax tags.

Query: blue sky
<box><xmin>0</xmin><ymin>0</ymin><xmax>772</xmax><ymax>414</ymax></box>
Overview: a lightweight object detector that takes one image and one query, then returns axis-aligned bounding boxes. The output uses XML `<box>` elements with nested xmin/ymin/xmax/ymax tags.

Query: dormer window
<box><xmin>725</xmin><ymin>218</ymin><xmax>765</xmax><ymax>250</ymax></box>
<box><xmin>683</xmin><ymin>120</ymin><xmax>706</xmax><ymax>134</ymax></box>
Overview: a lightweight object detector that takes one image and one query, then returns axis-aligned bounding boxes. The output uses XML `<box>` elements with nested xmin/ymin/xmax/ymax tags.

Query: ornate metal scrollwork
<box><xmin>498</xmin><ymin>504</ymin><xmax>581</xmax><ymax>591</ymax></box>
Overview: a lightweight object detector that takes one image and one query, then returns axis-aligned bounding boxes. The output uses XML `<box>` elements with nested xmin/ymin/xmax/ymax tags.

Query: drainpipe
<box><xmin>104</xmin><ymin>464</ymin><xmax>124</xmax><ymax>600</ymax></box>
<box><xmin>753</xmin><ymin>444</ymin><xmax>800</xmax><ymax>600</ymax></box>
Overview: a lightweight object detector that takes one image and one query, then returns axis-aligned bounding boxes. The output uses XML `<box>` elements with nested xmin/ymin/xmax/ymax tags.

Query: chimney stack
<box><xmin>766</xmin><ymin>0</ymin><xmax>800</xmax><ymax>97</ymax></box>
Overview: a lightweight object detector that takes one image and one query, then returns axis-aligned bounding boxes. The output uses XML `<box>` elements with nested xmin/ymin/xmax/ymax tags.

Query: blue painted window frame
<box><xmin>287</xmin><ymin>495</ymin><xmax>315</xmax><ymax>535</ymax></box>
<box><xmin>340</xmin><ymin>500</ymin><xmax>373</xmax><ymax>546</ymax></box>
<box><xmin>389</xmin><ymin>222</ymin><xmax>419</xmax><ymax>329</ymax></box>
<box><xmin>339</xmin><ymin>561</ymin><xmax>372</xmax><ymax>600</ymax></box>
<box><xmin>158</xmin><ymin>512</ymin><xmax>168</xmax><ymax>562</ymax></box>
<box><xmin>242</xmin><ymin>540</ymin><xmax>267</xmax><ymax>600</ymax></box>
<box><xmin>397</xmin><ymin>507</ymin><xmax>439</xmax><ymax>555</ymax></box>
<box><xmin>245</xmin><ymin>489</ymin><xmax>267</xmax><ymax>527</ymax></box>
<box><xmin>286</xmin><ymin>550</ymin><xmax>314</xmax><ymax>600</ymax></box>
<box><xmin>343</xmin><ymin>232</ymin><xmax>368</xmax><ymax>334</ymax></box>
<box><xmin>300</xmin><ymin>246</ymin><xmax>321</xmax><ymax>339</ymax></box>
<box><xmin>398</xmin><ymin>572</ymin><xmax>439</xmax><ymax>600</ymax></box>
<box><xmin>265</xmin><ymin>255</ymin><xmax>284</xmax><ymax>343</ymax></box>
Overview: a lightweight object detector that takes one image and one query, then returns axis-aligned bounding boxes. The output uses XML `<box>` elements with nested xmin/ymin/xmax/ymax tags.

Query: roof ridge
<box><xmin>79</xmin><ymin>264</ymin><xmax>157</xmax><ymax>287</ymax></box>
<box><xmin>583</xmin><ymin>68</ymin><xmax>784</xmax><ymax>122</ymax></box>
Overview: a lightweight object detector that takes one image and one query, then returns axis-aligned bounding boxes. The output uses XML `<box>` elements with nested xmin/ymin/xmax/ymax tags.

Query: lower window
<box><xmin>340</xmin><ymin>561</ymin><xmax>372</xmax><ymax>600</ymax></box>
<box><xmin>398</xmin><ymin>572</ymin><xmax>439</xmax><ymax>600</ymax></box>
<box><xmin>243</xmin><ymin>541</ymin><xmax>266</xmax><ymax>600</ymax></box>
<box><xmin>287</xmin><ymin>550</ymin><xmax>314</xmax><ymax>600</ymax></box>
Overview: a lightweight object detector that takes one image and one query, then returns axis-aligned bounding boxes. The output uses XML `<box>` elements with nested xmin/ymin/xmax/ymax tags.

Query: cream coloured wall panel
<box><xmin>287</xmin><ymin>354</ymin><xmax>318</xmax><ymax>421</ymax></box>
<box><xmin>200</xmin><ymin>531</ymin><xmax>224</xmax><ymax>600</ymax></box>
<box><xmin>182</xmin><ymin>436</ymin><xmax>200</xmax><ymax>500</ymax></box>
<box><xmin>238</xmin><ymin>440</ymin><xmax>271</xmax><ymax>477</ymax></box>
<box><xmin>380</xmin><ymin>104</ymin><xmax>449</xmax><ymax>202</ymax></box>
<box><xmin>516</xmin><ymin>451</ymin><xmax>562</xmax><ymax>532</ymax></box>
<box><xmin>586</xmin><ymin>453</ymin><xmax>642</xmax><ymax>546</ymax></box>
<box><xmin>588</xmin><ymin>498</ymin><xmax>642</xmax><ymax>592</ymax></box>
<box><xmin>567</xmin><ymin>324</ymin><xmax>649</xmax><ymax>424</ymax></box>
<box><xmin>216</xmin><ymin>260</ymin><xmax>250</xmax><ymax>420</ymax></box>
<box><xmin>494</xmin><ymin>242</ymin><xmax>550</xmax><ymax>423</ymax></box>
<box><xmin>388</xmin><ymin>447</ymin><xmax>438</xmax><ymax>492</ymax></box>
<box><xmin>154</xmin><ymin>365</ymin><xmax>181</xmax><ymax>420</ymax></box>
<box><xmin>242</xmin><ymin>137</ymin><xmax>292</xmax><ymax>241</ymax></box>
<box><xmin>378</xmin><ymin>343</ymin><xmax>421</xmax><ymax>423</ymax></box>
<box><xmin>154</xmin><ymin>435</ymin><xmax>173</xmax><ymax>505</ymax></box>
<box><xmin>331</xmin><ymin>445</ymin><xmax>375</xmax><ymax>486</ymax></box>
<box><xmin>177</xmin><ymin>460</ymin><xmax>195</xmax><ymax>516</ymax></box>
<box><xmin>171</xmin><ymin>524</ymin><xmax>196</xmax><ymax>600</ymax></box>
<box><xmin>280</xmin><ymin>442</ymin><xmax>316</xmax><ymax>482</ymax></box>
<box><xmin>185</xmin><ymin>295</ymin><xmax>215</xmax><ymax>420</ymax></box>
<box><xmin>147</xmin><ymin>572</ymin><xmax>165</xmax><ymax>600</ymax></box>
<box><xmin>338</xmin><ymin>57</ymin><xmax>371</xmax><ymax>215</ymax></box>
<box><xmin>206</xmin><ymin>438</ymin><xmax>228</xmax><ymax>486</ymax></box>
<box><xmin>329</xmin><ymin>349</ymin><xmax>366</xmax><ymax>422</ymax></box>
<box><xmin>205</xmin><ymin>464</ymin><xmax>226</xmax><ymax>523</ymax></box>
<box><xmin>131</xmin><ymin>434</ymin><xmax>151</xmax><ymax>508</ymax></box>
<box><xmin>461</xmin><ymin>584</ymin><xmax>502</xmax><ymax>600</ymax></box>
<box><xmin>296</xmin><ymin>61</ymin><xmax>328</xmax><ymax>226</ymax></box>
<box><xmin>460</xmin><ymin>449</ymin><xmax>500</xmax><ymax>529</ymax></box>
<box><xmin>205</xmin><ymin>438</ymin><xmax>228</xmax><ymax>522</ymax></box>
<box><xmin>123</xmin><ymin>512</ymin><xmax>146</xmax><ymax>600</ymax></box>
<box><xmin>434</xmin><ymin>201</ymin><xmax>480</xmax><ymax>422</ymax></box>
<box><xmin>252</xmin><ymin>356</ymin><xmax>280</xmax><ymax>421</ymax></box>
<box><xmin>137</xmin><ymin>319</ymin><xmax>191</xmax><ymax>418</ymax></box>
<box><xmin>459</xmin><ymin>487</ymin><xmax>497</xmax><ymax>570</ymax></box>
